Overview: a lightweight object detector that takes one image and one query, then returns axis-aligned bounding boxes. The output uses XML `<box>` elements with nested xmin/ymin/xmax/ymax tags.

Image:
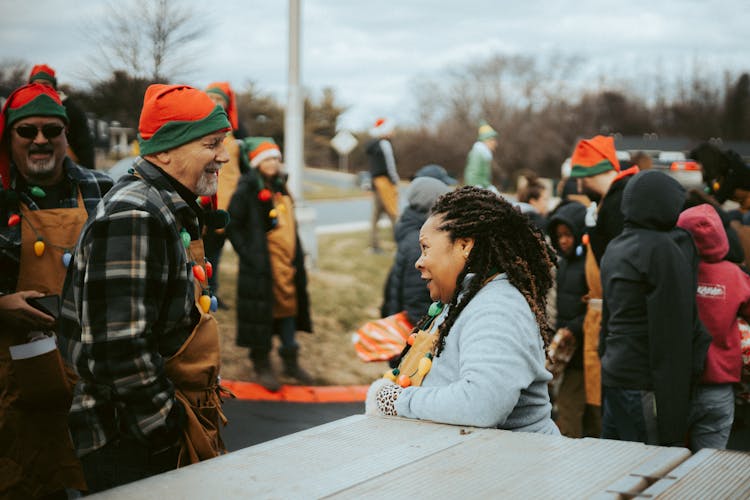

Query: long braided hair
<box><xmin>430</xmin><ymin>186</ymin><xmax>556</xmax><ymax>356</ymax></box>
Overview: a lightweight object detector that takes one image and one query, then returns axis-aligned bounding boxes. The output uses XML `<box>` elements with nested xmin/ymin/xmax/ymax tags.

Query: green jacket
<box><xmin>463</xmin><ymin>141</ymin><xmax>493</xmax><ymax>188</ymax></box>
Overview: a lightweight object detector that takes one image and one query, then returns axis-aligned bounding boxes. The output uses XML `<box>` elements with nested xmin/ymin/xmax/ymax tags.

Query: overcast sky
<box><xmin>1</xmin><ymin>0</ymin><xmax>749</xmax><ymax>131</ymax></box>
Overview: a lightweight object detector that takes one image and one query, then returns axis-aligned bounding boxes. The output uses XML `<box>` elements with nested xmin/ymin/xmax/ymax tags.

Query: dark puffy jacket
<box><xmin>547</xmin><ymin>201</ymin><xmax>588</xmax><ymax>369</ymax></box>
<box><xmin>227</xmin><ymin>169</ymin><xmax>312</xmax><ymax>351</ymax></box>
<box><xmin>600</xmin><ymin>170</ymin><xmax>711</xmax><ymax>446</ymax></box>
<box><xmin>382</xmin><ymin>206</ymin><xmax>429</xmax><ymax>325</ymax></box>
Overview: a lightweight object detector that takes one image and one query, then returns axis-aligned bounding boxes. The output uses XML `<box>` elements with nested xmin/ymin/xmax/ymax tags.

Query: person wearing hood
<box><xmin>382</xmin><ymin>176</ymin><xmax>452</xmax><ymax>327</ymax></box>
<box><xmin>546</xmin><ymin>201</ymin><xmax>595</xmax><ymax>438</ymax></box>
<box><xmin>677</xmin><ymin>204</ymin><xmax>750</xmax><ymax>451</ymax></box>
<box><xmin>599</xmin><ymin>170</ymin><xmax>711</xmax><ymax>446</ymax></box>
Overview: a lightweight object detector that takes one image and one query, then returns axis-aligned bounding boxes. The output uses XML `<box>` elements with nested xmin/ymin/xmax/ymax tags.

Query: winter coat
<box><xmin>382</xmin><ymin>206</ymin><xmax>430</xmax><ymax>325</ymax></box>
<box><xmin>677</xmin><ymin>204</ymin><xmax>750</xmax><ymax>384</ymax></box>
<box><xmin>227</xmin><ymin>169</ymin><xmax>312</xmax><ymax>350</ymax></box>
<box><xmin>547</xmin><ymin>201</ymin><xmax>588</xmax><ymax>369</ymax></box>
<box><xmin>600</xmin><ymin>170</ymin><xmax>711</xmax><ymax>446</ymax></box>
<box><xmin>463</xmin><ymin>141</ymin><xmax>493</xmax><ymax>188</ymax></box>
<box><xmin>396</xmin><ymin>274</ymin><xmax>559</xmax><ymax>434</ymax></box>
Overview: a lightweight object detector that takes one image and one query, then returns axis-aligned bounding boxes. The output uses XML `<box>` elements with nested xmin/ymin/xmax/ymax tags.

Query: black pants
<box><xmin>203</xmin><ymin>230</ymin><xmax>226</xmax><ymax>295</ymax></box>
<box><xmin>80</xmin><ymin>437</ymin><xmax>180</xmax><ymax>494</ymax></box>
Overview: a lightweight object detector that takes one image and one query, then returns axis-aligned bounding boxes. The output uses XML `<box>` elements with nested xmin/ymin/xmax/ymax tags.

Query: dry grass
<box><xmin>215</xmin><ymin>228</ymin><xmax>397</xmax><ymax>386</ymax></box>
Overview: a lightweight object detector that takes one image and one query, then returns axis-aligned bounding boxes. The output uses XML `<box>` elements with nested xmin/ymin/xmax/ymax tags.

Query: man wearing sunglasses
<box><xmin>0</xmin><ymin>82</ymin><xmax>112</xmax><ymax>498</ymax></box>
<box><xmin>28</xmin><ymin>64</ymin><xmax>96</xmax><ymax>170</ymax></box>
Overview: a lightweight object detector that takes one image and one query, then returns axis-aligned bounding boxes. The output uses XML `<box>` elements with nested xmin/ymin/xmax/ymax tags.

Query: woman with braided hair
<box><xmin>365</xmin><ymin>186</ymin><xmax>560</xmax><ymax>434</ymax></box>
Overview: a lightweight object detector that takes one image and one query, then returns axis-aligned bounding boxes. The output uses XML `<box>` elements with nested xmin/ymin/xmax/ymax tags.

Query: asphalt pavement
<box><xmin>222</xmin><ymin>399</ymin><xmax>364</xmax><ymax>451</ymax></box>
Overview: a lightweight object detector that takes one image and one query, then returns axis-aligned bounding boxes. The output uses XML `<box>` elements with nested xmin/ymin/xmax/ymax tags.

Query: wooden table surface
<box><xmin>93</xmin><ymin>414</ymin><xmax>699</xmax><ymax>499</ymax></box>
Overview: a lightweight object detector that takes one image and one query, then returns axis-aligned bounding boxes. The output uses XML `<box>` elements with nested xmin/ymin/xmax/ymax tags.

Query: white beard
<box><xmin>195</xmin><ymin>169</ymin><xmax>219</xmax><ymax>196</ymax></box>
<box><xmin>26</xmin><ymin>156</ymin><xmax>57</xmax><ymax>176</ymax></box>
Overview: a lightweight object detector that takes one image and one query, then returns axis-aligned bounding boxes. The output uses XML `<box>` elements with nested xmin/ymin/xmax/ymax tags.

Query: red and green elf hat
<box><xmin>0</xmin><ymin>83</ymin><xmax>68</xmax><ymax>189</ymax></box>
<box><xmin>205</xmin><ymin>81</ymin><xmax>238</xmax><ymax>131</ymax></box>
<box><xmin>241</xmin><ymin>137</ymin><xmax>282</xmax><ymax>168</ymax></box>
<box><xmin>28</xmin><ymin>64</ymin><xmax>58</xmax><ymax>88</ymax></box>
<box><xmin>137</xmin><ymin>84</ymin><xmax>231</xmax><ymax>156</ymax></box>
<box><xmin>569</xmin><ymin>135</ymin><xmax>621</xmax><ymax>178</ymax></box>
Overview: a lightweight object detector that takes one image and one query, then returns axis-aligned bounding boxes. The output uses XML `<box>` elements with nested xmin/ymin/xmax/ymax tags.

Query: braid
<box><xmin>431</xmin><ymin>186</ymin><xmax>556</xmax><ymax>355</ymax></box>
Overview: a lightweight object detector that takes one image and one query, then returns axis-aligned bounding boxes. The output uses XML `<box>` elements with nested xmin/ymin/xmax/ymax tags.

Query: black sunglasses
<box><xmin>13</xmin><ymin>123</ymin><xmax>65</xmax><ymax>140</ymax></box>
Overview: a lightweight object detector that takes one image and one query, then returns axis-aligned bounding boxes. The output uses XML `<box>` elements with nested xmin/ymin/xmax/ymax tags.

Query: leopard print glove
<box><xmin>365</xmin><ymin>378</ymin><xmax>403</xmax><ymax>416</ymax></box>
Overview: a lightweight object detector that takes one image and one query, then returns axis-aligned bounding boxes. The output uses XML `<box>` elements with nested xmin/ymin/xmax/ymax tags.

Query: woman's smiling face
<box><xmin>415</xmin><ymin>214</ymin><xmax>474</xmax><ymax>303</ymax></box>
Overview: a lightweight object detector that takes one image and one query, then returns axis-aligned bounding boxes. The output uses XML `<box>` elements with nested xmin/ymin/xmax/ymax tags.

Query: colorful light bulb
<box><xmin>192</xmin><ymin>264</ymin><xmax>206</xmax><ymax>282</ymax></box>
<box><xmin>34</xmin><ymin>239</ymin><xmax>45</xmax><ymax>257</ymax></box>
<box><xmin>199</xmin><ymin>294</ymin><xmax>211</xmax><ymax>313</ymax></box>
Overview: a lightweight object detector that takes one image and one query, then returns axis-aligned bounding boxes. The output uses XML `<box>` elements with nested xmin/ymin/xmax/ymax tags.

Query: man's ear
<box><xmin>154</xmin><ymin>151</ymin><xmax>171</xmax><ymax>164</ymax></box>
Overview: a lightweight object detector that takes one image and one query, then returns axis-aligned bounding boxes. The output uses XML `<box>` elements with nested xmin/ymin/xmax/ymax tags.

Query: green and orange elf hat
<box><xmin>569</xmin><ymin>135</ymin><xmax>621</xmax><ymax>178</ymax></box>
<box><xmin>28</xmin><ymin>64</ymin><xmax>57</xmax><ymax>88</ymax></box>
<box><xmin>241</xmin><ymin>137</ymin><xmax>282</xmax><ymax>168</ymax></box>
<box><xmin>0</xmin><ymin>83</ymin><xmax>68</xmax><ymax>189</ymax></box>
<box><xmin>205</xmin><ymin>81</ymin><xmax>238</xmax><ymax>131</ymax></box>
<box><xmin>137</xmin><ymin>84</ymin><xmax>230</xmax><ymax>156</ymax></box>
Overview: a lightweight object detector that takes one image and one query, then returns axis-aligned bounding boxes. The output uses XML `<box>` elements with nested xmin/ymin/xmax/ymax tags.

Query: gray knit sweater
<box><xmin>395</xmin><ymin>274</ymin><xmax>559</xmax><ymax>434</ymax></box>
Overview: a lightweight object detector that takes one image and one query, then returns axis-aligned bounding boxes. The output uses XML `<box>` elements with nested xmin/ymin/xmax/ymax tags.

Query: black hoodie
<box><xmin>600</xmin><ymin>170</ymin><xmax>711</xmax><ymax>446</ymax></box>
<box><xmin>547</xmin><ymin>201</ymin><xmax>588</xmax><ymax>369</ymax></box>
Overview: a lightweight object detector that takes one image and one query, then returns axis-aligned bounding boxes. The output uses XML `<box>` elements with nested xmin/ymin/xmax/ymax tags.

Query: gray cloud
<box><xmin>1</xmin><ymin>0</ymin><xmax>748</xmax><ymax>130</ymax></box>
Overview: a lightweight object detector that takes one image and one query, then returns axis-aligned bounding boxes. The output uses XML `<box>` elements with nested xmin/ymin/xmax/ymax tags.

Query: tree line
<box><xmin>2</xmin><ymin>0</ymin><xmax>748</xmax><ymax>183</ymax></box>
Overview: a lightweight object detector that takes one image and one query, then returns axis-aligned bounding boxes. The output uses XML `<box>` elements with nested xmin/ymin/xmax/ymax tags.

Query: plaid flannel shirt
<box><xmin>59</xmin><ymin>157</ymin><xmax>204</xmax><ymax>456</ymax></box>
<box><xmin>0</xmin><ymin>157</ymin><xmax>113</xmax><ymax>293</ymax></box>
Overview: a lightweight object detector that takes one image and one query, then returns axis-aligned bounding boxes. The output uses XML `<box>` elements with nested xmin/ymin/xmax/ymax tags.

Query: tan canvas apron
<box><xmin>215</xmin><ymin>135</ymin><xmax>241</xmax><ymax>214</ymax></box>
<box><xmin>396</xmin><ymin>317</ymin><xmax>440</xmax><ymax>387</ymax></box>
<box><xmin>0</xmin><ymin>191</ymin><xmax>87</xmax><ymax>497</ymax></box>
<box><xmin>164</xmin><ymin>238</ymin><xmax>229</xmax><ymax>466</ymax></box>
<box><xmin>267</xmin><ymin>193</ymin><xmax>297</xmax><ymax>318</ymax></box>
<box><xmin>372</xmin><ymin>176</ymin><xmax>399</xmax><ymax>219</ymax></box>
<box><xmin>582</xmin><ymin>242</ymin><xmax>603</xmax><ymax>407</ymax></box>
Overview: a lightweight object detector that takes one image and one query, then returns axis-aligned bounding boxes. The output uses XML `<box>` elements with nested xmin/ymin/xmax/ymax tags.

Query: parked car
<box><xmin>652</xmin><ymin>160</ymin><xmax>704</xmax><ymax>190</ymax></box>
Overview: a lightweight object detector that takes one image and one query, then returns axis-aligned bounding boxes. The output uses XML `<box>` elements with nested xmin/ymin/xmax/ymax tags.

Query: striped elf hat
<box><xmin>0</xmin><ymin>83</ymin><xmax>68</xmax><ymax>189</ymax></box>
<box><xmin>28</xmin><ymin>64</ymin><xmax>58</xmax><ymax>88</ymax></box>
<box><xmin>477</xmin><ymin>120</ymin><xmax>498</xmax><ymax>141</ymax></box>
<box><xmin>205</xmin><ymin>81</ymin><xmax>238</xmax><ymax>131</ymax></box>
<box><xmin>569</xmin><ymin>135</ymin><xmax>621</xmax><ymax>178</ymax></box>
<box><xmin>242</xmin><ymin>137</ymin><xmax>282</xmax><ymax>168</ymax></box>
<box><xmin>137</xmin><ymin>84</ymin><xmax>230</xmax><ymax>156</ymax></box>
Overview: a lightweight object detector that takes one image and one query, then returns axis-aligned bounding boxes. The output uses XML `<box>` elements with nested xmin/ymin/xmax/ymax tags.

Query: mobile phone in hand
<box><xmin>27</xmin><ymin>294</ymin><xmax>60</xmax><ymax>319</ymax></box>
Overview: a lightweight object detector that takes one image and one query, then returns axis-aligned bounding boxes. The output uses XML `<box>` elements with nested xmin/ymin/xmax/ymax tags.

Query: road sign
<box><xmin>330</xmin><ymin>130</ymin><xmax>358</xmax><ymax>156</ymax></box>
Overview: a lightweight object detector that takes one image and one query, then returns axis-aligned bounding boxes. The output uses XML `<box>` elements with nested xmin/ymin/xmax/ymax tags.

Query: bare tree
<box><xmin>0</xmin><ymin>58</ymin><xmax>29</xmax><ymax>97</ymax></box>
<box><xmin>83</xmin><ymin>0</ymin><xmax>211</xmax><ymax>82</ymax></box>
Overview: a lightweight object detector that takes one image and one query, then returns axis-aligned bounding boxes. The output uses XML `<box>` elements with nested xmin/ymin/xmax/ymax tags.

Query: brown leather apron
<box><xmin>164</xmin><ymin>238</ymin><xmax>229</xmax><ymax>466</ymax></box>
<box><xmin>582</xmin><ymin>242</ymin><xmax>603</xmax><ymax>407</ymax></box>
<box><xmin>0</xmin><ymin>191</ymin><xmax>87</xmax><ymax>497</ymax></box>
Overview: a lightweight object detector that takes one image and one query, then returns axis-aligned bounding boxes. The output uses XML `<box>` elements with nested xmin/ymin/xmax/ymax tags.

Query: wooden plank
<box><xmin>639</xmin><ymin>448</ymin><xmax>750</xmax><ymax>499</ymax></box>
<box><xmin>93</xmin><ymin>415</ymin><xmax>489</xmax><ymax>499</ymax></box>
<box><xmin>327</xmin><ymin>431</ymin><xmax>689</xmax><ymax>499</ymax></box>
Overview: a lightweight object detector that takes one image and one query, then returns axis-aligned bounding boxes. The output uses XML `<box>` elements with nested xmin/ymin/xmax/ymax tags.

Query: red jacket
<box><xmin>678</xmin><ymin>204</ymin><xmax>750</xmax><ymax>384</ymax></box>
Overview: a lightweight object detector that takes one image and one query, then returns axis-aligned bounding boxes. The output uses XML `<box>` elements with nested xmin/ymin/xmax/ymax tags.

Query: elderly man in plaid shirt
<box><xmin>59</xmin><ymin>84</ymin><xmax>232</xmax><ymax>493</ymax></box>
<box><xmin>0</xmin><ymin>83</ymin><xmax>112</xmax><ymax>498</ymax></box>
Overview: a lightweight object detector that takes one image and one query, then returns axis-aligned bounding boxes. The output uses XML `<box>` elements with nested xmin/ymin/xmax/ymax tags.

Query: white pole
<box><xmin>285</xmin><ymin>0</ymin><xmax>303</xmax><ymax>202</ymax></box>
